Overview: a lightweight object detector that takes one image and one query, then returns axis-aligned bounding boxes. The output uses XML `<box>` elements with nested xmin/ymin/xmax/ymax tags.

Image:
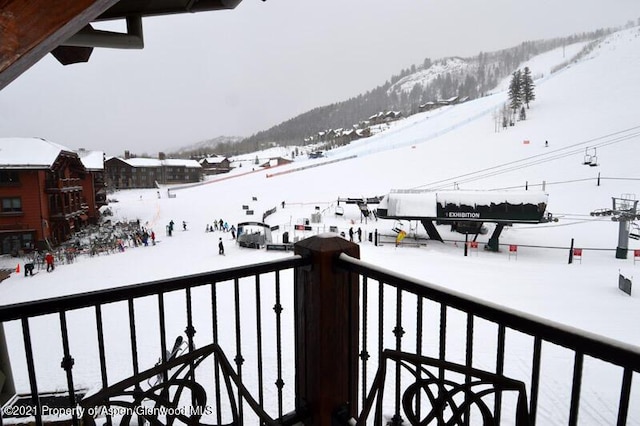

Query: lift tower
<box><xmin>591</xmin><ymin>195</ymin><xmax>640</xmax><ymax>259</ymax></box>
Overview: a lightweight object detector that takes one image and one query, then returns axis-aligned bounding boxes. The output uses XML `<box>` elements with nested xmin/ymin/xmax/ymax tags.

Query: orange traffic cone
<box><xmin>16</xmin><ymin>264</ymin><xmax>20</xmax><ymax>273</ymax></box>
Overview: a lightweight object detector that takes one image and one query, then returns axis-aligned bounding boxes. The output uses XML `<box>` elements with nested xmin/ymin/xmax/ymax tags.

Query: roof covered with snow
<box><xmin>114</xmin><ymin>157</ymin><xmax>202</xmax><ymax>168</ymax></box>
<box><xmin>162</xmin><ymin>159</ymin><xmax>201</xmax><ymax>168</ymax></box>
<box><xmin>0</xmin><ymin>137</ymin><xmax>75</xmax><ymax>169</ymax></box>
<box><xmin>381</xmin><ymin>190</ymin><xmax>548</xmax><ymax>218</ymax></box>
<box><xmin>200</xmin><ymin>156</ymin><xmax>228</xmax><ymax>165</ymax></box>
<box><xmin>125</xmin><ymin>158</ymin><xmax>163</xmax><ymax>167</ymax></box>
<box><xmin>77</xmin><ymin>149</ymin><xmax>104</xmax><ymax>170</ymax></box>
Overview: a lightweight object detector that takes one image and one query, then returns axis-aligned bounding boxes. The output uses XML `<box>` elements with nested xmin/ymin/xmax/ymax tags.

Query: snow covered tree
<box><xmin>521</xmin><ymin>66</ymin><xmax>536</xmax><ymax>108</ymax></box>
<box><xmin>508</xmin><ymin>70</ymin><xmax>522</xmax><ymax>115</ymax></box>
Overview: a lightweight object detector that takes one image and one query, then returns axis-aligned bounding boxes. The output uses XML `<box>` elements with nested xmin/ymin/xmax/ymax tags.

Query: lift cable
<box><xmin>411</xmin><ymin>125</ymin><xmax>640</xmax><ymax>191</ymax></box>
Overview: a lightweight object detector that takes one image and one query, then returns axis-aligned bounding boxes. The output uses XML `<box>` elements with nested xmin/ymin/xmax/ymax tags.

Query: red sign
<box><xmin>294</xmin><ymin>225</ymin><xmax>305</xmax><ymax>231</ymax></box>
<box><xmin>469</xmin><ymin>241</ymin><xmax>478</xmax><ymax>249</ymax></box>
<box><xmin>573</xmin><ymin>248</ymin><xmax>583</xmax><ymax>257</ymax></box>
<box><xmin>509</xmin><ymin>245</ymin><xmax>517</xmax><ymax>252</ymax></box>
<box><xmin>634</xmin><ymin>249</ymin><xmax>640</xmax><ymax>258</ymax></box>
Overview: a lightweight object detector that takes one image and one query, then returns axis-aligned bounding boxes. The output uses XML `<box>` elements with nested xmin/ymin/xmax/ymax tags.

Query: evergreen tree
<box><xmin>508</xmin><ymin>70</ymin><xmax>522</xmax><ymax>115</ymax></box>
<box><xmin>521</xmin><ymin>66</ymin><xmax>536</xmax><ymax>108</ymax></box>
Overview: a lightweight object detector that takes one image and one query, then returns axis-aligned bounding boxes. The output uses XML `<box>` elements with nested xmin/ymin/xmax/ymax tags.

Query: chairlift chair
<box><xmin>392</xmin><ymin>220</ymin><xmax>405</xmax><ymax>234</ymax></box>
<box><xmin>630</xmin><ymin>223</ymin><xmax>640</xmax><ymax>240</ymax></box>
<box><xmin>583</xmin><ymin>147</ymin><xmax>598</xmax><ymax>166</ymax></box>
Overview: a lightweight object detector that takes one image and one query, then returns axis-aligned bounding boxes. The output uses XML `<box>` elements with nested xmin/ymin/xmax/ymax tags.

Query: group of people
<box><xmin>128</xmin><ymin>227</ymin><xmax>156</xmax><ymax>247</ymax></box>
<box><xmin>348</xmin><ymin>227</ymin><xmax>363</xmax><ymax>243</ymax></box>
<box><xmin>23</xmin><ymin>251</ymin><xmax>57</xmax><ymax>277</ymax></box>
<box><xmin>163</xmin><ymin>217</ymin><xmax>229</xmax><ymax>255</ymax></box>
<box><xmin>206</xmin><ymin>219</ymin><xmax>230</xmax><ymax>232</ymax></box>
<box><xmin>166</xmin><ymin>220</ymin><xmax>189</xmax><ymax>236</ymax></box>
<box><xmin>206</xmin><ymin>219</ymin><xmax>236</xmax><ymax>239</ymax></box>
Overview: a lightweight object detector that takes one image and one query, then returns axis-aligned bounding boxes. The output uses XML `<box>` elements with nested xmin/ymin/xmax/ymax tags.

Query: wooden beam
<box><xmin>0</xmin><ymin>0</ymin><xmax>120</xmax><ymax>90</ymax></box>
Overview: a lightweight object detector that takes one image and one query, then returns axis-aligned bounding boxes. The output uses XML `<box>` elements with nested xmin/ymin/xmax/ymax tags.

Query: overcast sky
<box><xmin>1</xmin><ymin>0</ymin><xmax>640</xmax><ymax>157</ymax></box>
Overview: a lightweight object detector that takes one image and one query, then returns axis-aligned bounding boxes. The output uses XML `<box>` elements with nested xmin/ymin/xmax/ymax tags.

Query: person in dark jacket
<box><xmin>24</xmin><ymin>262</ymin><xmax>35</xmax><ymax>276</ymax></box>
<box><xmin>218</xmin><ymin>238</ymin><xmax>225</xmax><ymax>255</ymax></box>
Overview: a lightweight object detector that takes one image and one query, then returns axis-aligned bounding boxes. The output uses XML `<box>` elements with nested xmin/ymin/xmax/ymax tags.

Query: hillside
<box><xmin>221</xmin><ymin>28</ymin><xmax>612</xmax><ymax>155</ymax></box>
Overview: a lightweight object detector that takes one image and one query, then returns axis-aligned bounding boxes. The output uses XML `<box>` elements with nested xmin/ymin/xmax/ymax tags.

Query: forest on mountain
<box><xmin>175</xmin><ymin>27</ymin><xmax>614</xmax><ymax>158</ymax></box>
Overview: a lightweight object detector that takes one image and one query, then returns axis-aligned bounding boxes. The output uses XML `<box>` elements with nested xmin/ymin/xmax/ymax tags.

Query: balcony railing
<box><xmin>45</xmin><ymin>178</ymin><xmax>82</xmax><ymax>192</ymax></box>
<box><xmin>0</xmin><ymin>235</ymin><xmax>638</xmax><ymax>426</ymax></box>
<box><xmin>49</xmin><ymin>205</ymin><xmax>87</xmax><ymax>219</ymax></box>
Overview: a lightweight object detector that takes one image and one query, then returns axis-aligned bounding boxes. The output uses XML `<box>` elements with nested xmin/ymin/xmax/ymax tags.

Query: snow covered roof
<box><xmin>200</xmin><ymin>156</ymin><xmax>228</xmax><ymax>165</ymax></box>
<box><xmin>435</xmin><ymin>190</ymin><xmax>548</xmax><ymax>206</ymax></box>
<box><xmin>162</xmin><ymin>159</ymin><xmax>201</xmax><ymax>168</ymax></box>
<box><xmin>125</xmin><ymin>158</ymin><xmax>163</xmax><ymax>167</ymax></box>
<box><xmin>117</xmin><ymin>157</ymin><xmax>202</xmax><ymax>168</ymax></box>
<box><xmin>381</xmin><ymin>190</ymin><xmax>548</xmax><ymax>218</ymax></box>
<box><xmin>0</xmin><ymin>137</ymin><xmax>76</xmax><ymax>169</ymax></box>
<box><xmin>77</xmin><ymin>149</ymin><xmax>104</xmax><ymax>171</ymax></box>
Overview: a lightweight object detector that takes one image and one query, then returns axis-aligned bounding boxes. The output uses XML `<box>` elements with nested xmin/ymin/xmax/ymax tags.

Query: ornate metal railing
<box><xmin>337</xmin><ymin>253</ymin><xmax>640</xmax><ymax>425</ymax></box>
<box><xmin>0</xmin><ymin>256</ymin><xmax>308</xmax><ymax>426</ymax></box>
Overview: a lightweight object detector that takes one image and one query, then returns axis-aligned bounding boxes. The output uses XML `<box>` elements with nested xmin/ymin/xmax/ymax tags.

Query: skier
<box><xmin>151</xmin><ymin>231</ymin><xmax>156</xmax><ymax>245</ymax></box>
<box><xmin>218</xmin><ymin>238</ymin><xmax>225</xmax><ymax>255</ymax></box>
<box><xmin>183</xmin><ymin>221</ymin><xmax>187</xmax><ymax>231</ymax></box>
<box><xmin>349</xmin><ymin>227</ymin><xmax>354</xmax><ymax>242</ymax></box>
<box><xmin>357</xmin><ymin>227</ymin><xmax>362</xmax><ymax>243</ymax></box>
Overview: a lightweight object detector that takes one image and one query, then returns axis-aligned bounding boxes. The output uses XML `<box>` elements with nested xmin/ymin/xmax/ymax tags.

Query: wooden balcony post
<box><xmin>294</xmin><ymin>235</ymin><xmax>360</xmax><ymax>425</ymax></box>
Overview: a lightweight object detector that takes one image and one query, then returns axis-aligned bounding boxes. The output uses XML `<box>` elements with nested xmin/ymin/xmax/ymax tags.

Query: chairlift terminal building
<box><xmin>377</xmin><ymin>189</ymin><xmax>549</xmax><ymax>250</ymax></box>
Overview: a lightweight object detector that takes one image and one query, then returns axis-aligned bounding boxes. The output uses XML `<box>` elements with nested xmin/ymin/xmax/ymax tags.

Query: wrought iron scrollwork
<box><xmin>79</xmin><ymin>343</ymin><xmax>279</xmax><ymax>426</ymax></box>
<box><xmin>359</xmin><ymin>350</ymin><xmax>530</xmax><ymax>426</ymax></box>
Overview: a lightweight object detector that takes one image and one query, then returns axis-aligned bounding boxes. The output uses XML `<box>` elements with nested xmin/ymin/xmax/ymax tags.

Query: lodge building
<box><xmin>105</xmin><ymin>154</ymin><xmax>202</xmax><ymax>189</ymax></box>
<box><xmin>0</xmin><ymin>138</ymin><xmax>105</xmax><ymax>254</ymax></box>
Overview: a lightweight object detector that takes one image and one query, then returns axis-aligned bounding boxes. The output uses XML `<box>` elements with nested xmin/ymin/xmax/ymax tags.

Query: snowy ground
<box><xmin>1</xmin><ymin>28</ymin><xmax>640</xmax><ymax>425</ymax></box>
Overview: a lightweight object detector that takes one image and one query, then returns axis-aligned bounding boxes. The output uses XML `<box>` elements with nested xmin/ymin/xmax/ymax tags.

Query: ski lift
<box><xmin>583</xmin><ymin>147</ymin><xmax>598</xmax><ymax>167</ymax></box>
<box><xmin>392</xmin><ymin>220</ymin><xmax>406</xmax><ymax>234</ymax></box>
<box><xmin>630</xmin><ymin>223</ymin><xmax>640</xmax><ymax>240</ymax></box>
<box><xmin>335</xmin><ymin>205</ymin><xmax>344</xmax><ymax>216</ymax></box>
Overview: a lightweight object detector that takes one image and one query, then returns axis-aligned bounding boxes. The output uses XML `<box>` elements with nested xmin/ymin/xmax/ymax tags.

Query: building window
<box><xmin>1</xmin><ymin>197</ymin><xmax>22</xmax><ymax>213</ymax></box>
<box><xmin>0</xmin><ymin>170</ymin><xmax>20</xmax><ymax>185</ymax></box>
<box><xmin>1</xmin><ymin>232</ymin><xmax>33</xmax><ymax>255</ymax></box>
